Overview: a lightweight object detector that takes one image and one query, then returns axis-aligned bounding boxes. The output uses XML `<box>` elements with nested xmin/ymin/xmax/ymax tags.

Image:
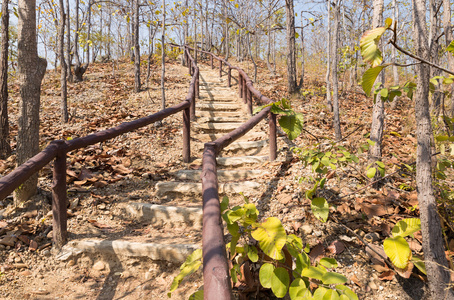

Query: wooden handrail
<box><xmin>0</xmin><ymin>45</ymin><xmax>200</xmax><ymax>249</ymax></box>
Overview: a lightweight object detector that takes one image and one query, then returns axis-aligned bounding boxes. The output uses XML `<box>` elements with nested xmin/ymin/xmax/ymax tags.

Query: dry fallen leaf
<box><xmin>378</xmin><ymin>270</ymin><xmax>395</xmax><ymax>281</ymax></box>
<box><xmin>326</xmin><ymin>240</ymin><xmax>345</xmax><ymax>255</ymax></box>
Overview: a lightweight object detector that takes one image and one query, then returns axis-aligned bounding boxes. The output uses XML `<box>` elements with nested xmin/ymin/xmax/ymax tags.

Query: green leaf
<box><xmin>412</xmin><ymin>257</ymin><xmax>427</xmax><ymax>275</ymax></box>
<box><xmin>252</xmin><ymin>217</ymin><xmax>287</xmax><ymax>260</ymax></box>
<box><xmin>168</xmin><ymin>249</ymin><xmax>202</xmax><ymax>297</ymax></box>
<box><xmin>279</xmin><ymin>113</ymin><xmax>304</xmax><ymax>140</ymax></box>
<box><xmin>295</xmin><ymin>252</ymin><xmax>311</xmax><ymax>275</ymax></box>
<box><xmin>247</xmin><ymin>245</ymin><xmax>259</xmax><ymax>262</ymax></box>
<box><xmin>220</xmin><ymin>196</ymin><xmax>229</xmax><ymax>212</ymax></box>
<box><xmin>321</xmin><ymin>272</ymin><xmax>347</xmax><ymax>284</ymax></box>
<box><xmin>447</xmin><ymin>40</ymin><xmax>454</xmax><ymax>55</ymax></box>
<box><xmin>391</xmin><ymin>218</ymin><xmax>421</xmax><ymax>238</ymax></box>
<box><xmin>360</xmin><ymin>27</ymin><xmax>387</xmax><ymax>67</ymax></box>
<box><xmin>380</xmin><ymin>88</ymin><xmax>388</xmax><ymax>98</ymax></box>
<box><xmin>366</xmin><ymin>167</ymin><xmax>377</xmax><ymax>178</ymax></box>
<box><xmin>313</xmin><ymin>287</ymin><xmax>328</xmax><ymax>300</ymax></box>
<box><xmin>323</xmin><ymin>289</ymin><xmax>340</xmax><ymax>300</ymax></box>
<box><xmin>301</xmin><ymin>266</ymin><xmax>326</xmax><ymax>281</ymax></box>
<box><xmin>436</xmin><ymin>135</ymin><xmax>449</xmax><ymax>142</ymax></box>
<box><xmin>383</xmin><ymin>236</ymin><xmax>412</xmax><ymax>269</ymax></box>
<box><xmin>336</xmin><ymin>285</ymin><xmax>358</xmax><ymax>300</ymax></box>
<box><xmin>259</xmin><ymin>263</ymin><xmax>274</xmax><ymax>289</ymax></box>
<box><xmin>189</xmin><ymin>290</ymin><xmax>204</xmax><ymax>300</ymax></box>
<box><xmin>362</xmin><ymin>66</ymin><xmax>386</xmax><ymax>96</ymax></box>
<box><xmin>319</xmin><ymin>257</ymin><xmax>338</xmax><ymax>269</ymax></box>
<box><xmin>306</xmin><ymin>182</ymin><xmax>319</xmax><ymax>200</ymax></box>
<box><xmin>311</xmin><ymin>197</ymin><xmax>329</xmax><ymax>222</ymax></box>
<box><xmin>271</xmin><ymin>267</ymin><xmax>290</xmax><ymax>298</ymax></box>
<box><xmin>289</xmin><ymin>278</ymin><xmax>307</xmax><ymax>300</ymax></box>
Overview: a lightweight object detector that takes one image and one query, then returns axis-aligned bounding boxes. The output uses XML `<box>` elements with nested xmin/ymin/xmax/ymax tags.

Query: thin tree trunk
<box><xmin>246</xmin><ymin>34</ymin><xmax>257</xmax><ymax>82</ymax></box>
<box><xmin>66</xmin><ymin>0</ymin><xmax>72</xmax><ymax>83</ymax></box>
<box><xmin>332</xmin><ymin>1</ymin><xmax>342</xmax><ymax>141</ymax></box>
<box><xmin>326</xmin><ymin>0</ymin><xmax>332</xmax><ymax>111</ymax></box>
<box><xmin>298</xmin><ymin>15</ymin><xmax>304</xmax><ymax>88</ymax></box>
<box><xmin>133</xmin><ymin>0</ymin><xmax>140</xmax><ymax>93</ymax></box>
<box><xmin>285</xmin><ymin>0</ymin><xmax>297</xmax><ymax>94</ymax></box>
<box><xmin>368</xmin><ymin>0</ymin><xmax>385</xmax><ymax>179</ymax></box>
<box><xmin>224</xmin><ymin>0</ymin><xmax>229</xmax><ymax>60</ymax></box>
<box><xmin>0</xmin><ymin>0</ymin><xmax>10</xmax><ymax>159</ymax></box>
<box><xmin>59</xmin><ymin>0</ymin><xmax>68</xmax><ymax>123</ymax></box>
<box><xmin>413</xmin><ymin>0</ymin><xmax>454</xmax><ymax>298</ymax></box>
<box><xmin>161</xmin><ymin>0</ymin><xmax>166</xmax><ymax>110</ymax></box>
<box><xmin>443</xmin><ymin>0</ymin><xmax>454</xmax><ymax>118</ymax></box>
<box><xmin>390</xmin><ymin>0</ymin><xmax>399</xmax><ymax>110</ymax></box>
<box><xmin>15</xmin><ymin>0</ymin><xmax>47</xmax><ymax>203</ymax></box>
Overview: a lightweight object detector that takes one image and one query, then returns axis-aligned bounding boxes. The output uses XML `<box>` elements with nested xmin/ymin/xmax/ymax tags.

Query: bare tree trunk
<box><xmin>246</xmin><ymin>34</ymin><xmax>257</xmax><ymax>82</ymax></box>
<box><xmin>133</xmin><ymin>0</ymin><xmax>140</xmax><ymax>92</ymax></box>
<box><xmin>59</xmin><ymin>0</ymin><xmax>68</xmax><ymax>123</ymax></box>
<box><xmin>285</xmin><ymin>0</ymin><xmax>297</xmax><ymax>94</ymax></box>
<box><xmin>224</xmin><ymin>0</ymin><xmax>229</xmax><ymax>60</ymax></box>
<box><xmin>443</xmin><ymin>0</ymin><xmax>454</xmax><ymax>118</ymax></box>
<box><xmin>325</xmin><ymin>0</ymin><xmax>332</xmax><ymax>111</ymax></box>
<box><xmin>266</xmin><ymin>17</ymin><xmax>275</xmax><ymax>76</ymax></box>
<box><xmin>161</xmin><ymin>0</ymin><xmax>166</xmax><ymax>110</ymax></box>
<box><xmin>15</xmin><ymin>0</ymin><xmax>47</xmax><ymax>203</ymax></box>
<box><xmin>390</xmin><ymin>0</ymin><xmax>399</xmax><ymax>110</ymax></box>
<box><xmin>368</xmin><ymin>0</ymin><xmax>385</xmax><ymax>181</ymax></box>
<box><xmin>298</xmin><ymin>15</ymin><xmax>304</xmax><ymax>88</ymax></box>
<box><xmin>413</xmin><ymin>0</ymin><xmax>454</xmax><ymax>298</ymax></box>
<box><xmin>73</xmin><ymin>0</ymin><xmax>89</xmax><ymax>82</ymax></box>
<box><xmin>332</xmin><ymin>1</ymin><xmax>342</xmax><ymax>141</ymax></box>
<box><xmin>0</xmin><ymin>0</ymin><xmax>10</xmax><ymax>159</ymax></box>
<box><xmin>65</xmin><ymin>0</ymin><xmax>72</xmax><ymax>83</ymax></box>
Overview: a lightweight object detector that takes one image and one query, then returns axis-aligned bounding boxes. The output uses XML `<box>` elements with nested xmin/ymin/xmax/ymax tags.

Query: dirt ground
<box><xmin>0</xmin><ymin>53</ymin><xmax>452</xmax><ymax>299</ymax></box>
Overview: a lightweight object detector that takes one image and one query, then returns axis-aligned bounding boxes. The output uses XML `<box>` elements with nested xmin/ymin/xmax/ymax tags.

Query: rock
<box><xmin>92</xmin><ymin>261</ymin><xmax>105</xmax><ymax>271</ymax></box>
<box><xmin>14</xmin><ymin>257</ymin><xmax>22</xmax><ymax>263</ymax></box>
<box><xmin>301</xmin><ymin>225</ymin><xmax>313</xmax><ymax>235</ymax></box>
<box><xmin>42</xmin><ymin>250</ymin><xmax>51</xmax><ymax>257</ymax></box>
<box><xmin>314</xmin><ymin>230</ymin><xmax>323</xmax><ymax>237</ymax></box>
<box><xmin>368</xmin><ymin>281</ymin><xmax>378</xmax><ymax>290</ymax></box>
<box><xmin>13</xmin><ymin>263</ymin><xmax>28</xmax><ymax>269</ymax></box>
<box><xmin>19</xmin><ymin>270</ymin><xmax>32</xmax><ymax>276</ymax></box>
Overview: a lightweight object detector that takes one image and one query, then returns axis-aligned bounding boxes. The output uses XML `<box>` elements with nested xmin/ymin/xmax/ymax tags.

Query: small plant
<box><xmin>169</xmin><ymin>195</ymin><xmax>358</xmax><ymax>299</ymax></box>
<box><xmin>383</xmin><ymin>218</ymin><xmax>426</xmax><ymax>276</ymax></box>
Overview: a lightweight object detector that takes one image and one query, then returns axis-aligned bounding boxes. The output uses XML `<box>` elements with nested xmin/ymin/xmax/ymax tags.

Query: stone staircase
<box><xmin>58</xmin><ymin>64</ymin><xmax>278</xmax><ymax>293</ymax></box>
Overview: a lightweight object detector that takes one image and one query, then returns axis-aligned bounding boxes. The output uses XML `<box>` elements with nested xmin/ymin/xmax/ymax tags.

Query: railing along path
<box><xmin>0</xmin><ymin>44</ymin><xmax>278</xmax><ymax>300</ymax></box>
<box><xmin>0</xmin><ymin>46</ymin><xmax>199</xmax><ymax>248</ymax></box>
<box><xmin>182</xmin><ymin>45</ymin><xmax>278</xmax><ymax>300</ymax></box>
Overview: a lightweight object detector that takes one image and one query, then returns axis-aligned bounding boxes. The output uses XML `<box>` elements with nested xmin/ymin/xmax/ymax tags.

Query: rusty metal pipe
<box><xmin>183</xmin><ymin>107</ymin><xmax>191</xmax><ymax>163</ymax></box>
<box><xmin>269</xmin><ymin>112</ymin><xmax>277</xmax><ymax>161</ymax></box>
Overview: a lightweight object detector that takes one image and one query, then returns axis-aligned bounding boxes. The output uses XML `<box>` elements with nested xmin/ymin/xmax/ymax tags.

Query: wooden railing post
<box><xmin>247</xmin><ymin>89</ymin><xmax>252</xmax><ymax>115</ymax></box>
<box><xmin>243</xmin><ymin>78</ymin><xmax>247</xmax><ymax>104</ymax></box>
<box><xmin>190</xmin><ymin>87</ymin><xmax>196</xmax><ymax>120</ymax></box>
<box><xmin>211</xmin><ymin>55</ymin><xmax>214</xmax><ymax>69</ymax></box>
<box><xmin>196</xmin><ymin>70</ymin><xmax>200</xmax><ymax>99</ymax></box>
<box><xmin>227</xmin><ymin>68</ymin><xmax>231</xmax><ymax>87</ymax></box>
<box><xmin>219</xmin><ymin>60</ymin><xmax>222</xmax><ymax>77</ymax></box>
<box><xmin>183</xmin><ymin>107</ymin><xmax>191</xmax><ymax>163</ymax></box>
<box><xmin>269</xmin><ymin>112</ymin><xmax>277</xmax><ymax>161</ymax></box>
<box><xmin>52</xmin><ymin>140</ymin><xmax>68</xmax><ymax>249</ymax></box>
<box><xmin>239</xmin><ymin>74</ymin><xmax>243</xmax><ymax>99</ymax></box>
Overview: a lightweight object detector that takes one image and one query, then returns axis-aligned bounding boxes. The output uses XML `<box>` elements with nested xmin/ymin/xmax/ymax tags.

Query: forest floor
<box><xmin>0</xmin><ymin>54</ymin><xmax>453</xmax><ymax>299</ymax></box>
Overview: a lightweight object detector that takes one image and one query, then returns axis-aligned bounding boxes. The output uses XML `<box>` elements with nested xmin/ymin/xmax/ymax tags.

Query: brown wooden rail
<box><xmin>182</xmin><ymin>45</ymin><xmax>278</xmax><ymax>300</ymax></box>
<box><xmin>0</xmin><ymin>46</ymin><xmax>199</xmax><ymax>249</ymax></box>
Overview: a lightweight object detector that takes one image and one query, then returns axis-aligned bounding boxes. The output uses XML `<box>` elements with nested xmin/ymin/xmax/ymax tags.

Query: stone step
<box><xmin>155</xmin><ymin>181</ymin><xmax>261</xmax><ymax>197</ymax></box>
<box><xmin>196</xmin><ymin>103</ymin><xmax>241</xmax><ymax>111</ymax></box>
<box><xmin>59</xmin><ymin>240</ymin><xmax>199</xmax><ymax>264</ymax></box>
<box><xmin>199</xmin><ymin>97</ymin><xmax>238</xmax><ymax>102</ymax></box>
<box><xmin>225</xmin><ymin>140</ymin><xmax>268</xmax><ymax>152</ymax></box>
<box><xmin>196</xmin><ymin>116</ymin><xmax>248</xmax><ymax>123</ymax></box>
<box><xmin>192</xmin><ymin>155</ymin><xmax>269</xmax><ymax>167</ymax></box>
<box><xmin>169</xmin><ymin>169</ymin><xmax>267</xmax><ymax>181</ymax></box>
<box><xmin>196</xmin><ymin>111</ymin><xmax>243</xmax><ymax>118</ymax></box>
<box><xmin>193</xmin><ymin>132</ymin><xmax>266</xmax><ymax>143</ymax></box>
<box><xmin>125</xmin><ymin>203</ymin><xmax>202</xmax><ymax>228</ymax></box>
<box><xmin>194</xmin><ymin>122</ymin><xmax>245</xmax><ymax>133</ymax></box>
